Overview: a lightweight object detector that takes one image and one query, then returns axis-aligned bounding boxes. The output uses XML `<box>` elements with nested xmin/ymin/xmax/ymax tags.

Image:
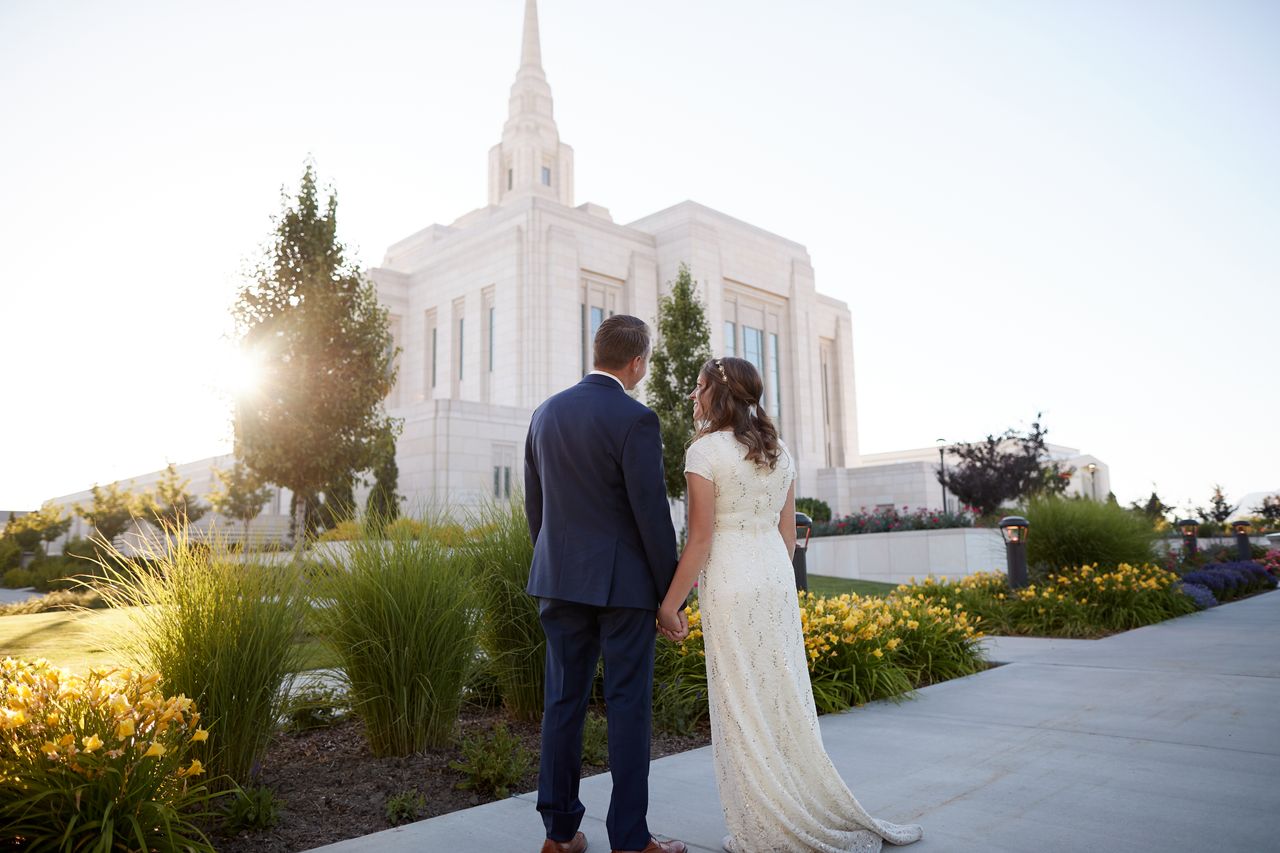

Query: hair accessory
<box><xmin>713</xmin><ymin>359</ymin><xmax>728</xmax><ymax>383</ymax></box>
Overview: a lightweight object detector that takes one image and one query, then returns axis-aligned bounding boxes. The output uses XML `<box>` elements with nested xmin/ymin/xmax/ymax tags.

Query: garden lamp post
<box><xmin>998</xmin><ymin>516</ymin><xmax>1030</xmax><ymax>589</ymax></box>
<box><xmin>1086</xmin><ymin>462</ymin><xmax>1098</xmax><ymax>501</ymax></box>
<box><xmin>1176</xmin><ymin>518</ymin><xmax>1199</xmax><ymax>558</ymax></box>
<box><xmin>937</xmin><ymin>439</ymin><xmax>949</xmax><ymax>515</ymax></box>
<box><xmin>1233</xmin><ymin>520</ymin><xmax>1251</xmax><ymax>561</ymax></box>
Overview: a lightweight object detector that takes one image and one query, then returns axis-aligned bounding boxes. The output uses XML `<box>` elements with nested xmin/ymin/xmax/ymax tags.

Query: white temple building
<box><xmin>38</xmin><ymin>0</ymin><xmax>1108</xmax><ymax>547</ymax></box>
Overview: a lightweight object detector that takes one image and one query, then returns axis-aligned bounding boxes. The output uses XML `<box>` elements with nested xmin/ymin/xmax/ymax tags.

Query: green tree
<box><xmin>3</xmin><ymin>512</ymin><xmax>43</xmax><ymax>552</ymax></box>
<box><xmin>365</xmin><ymin>428</ymin><xmax>402</xmax><ymax>523</ymax></box>
<box><xmin>1196</xmin><ymin>484</ymin><xmax>1238</xmax><ymax>526</ymax></box>
<box><xmin>1253</xmin><ymin>494</ymin><xmax>1280</xmax><ymax>524</ymax></box>
<box><xmin>936</xmin><ymin>415</ymin><xmax>1072</xmax><ymax>518</ymax></box>
<box><xmin>209</xmin><ymin>459</ymin><xmax>275</xmax><ymax>543</ymax></box>
<box><xmin>141</xmin><ymin>463</ymin><xmax>209</xmax><ymax>531</ymax></box>
<box><xmin>646</xmin><ymin>263</ymin><xmax>712</xmax><ymax>500</ymax></box>
<box><xmin>75</xmin><ymin>482</ymin><xmax>140</xmax><ymax>545</ymax></box>
<box><xmin>232</xmin><ymin>162</ymin><xmax>400</xmax><ymax>540</ymax></box>
<box><xmin>31</xmin><ymin>502</ymin><xmax>73</xmax><ymax>550</ymax></box>
<box><xmin>1130</xmin><ymin>489</ymin><xmax>1173</xmax><ymax>527</ymax></box>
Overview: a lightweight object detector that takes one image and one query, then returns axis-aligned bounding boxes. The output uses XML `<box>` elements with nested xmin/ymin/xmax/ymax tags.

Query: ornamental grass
<box><xmin>94</xmin><ymin>529</ymin><xmax>307</xmax><ymax>787</ymax></box>
<box><xmin>0</xmin><ymin>658</ymin><xmax>221</xmax><ymax>851</ymax></box>
<box><xmin>312</xmin><ymin>522</ymin><xmax>477</xmax><ymax>756</ymax></box>
<box><xmin>655</xmin><ymin>589</ymin><xmax>987</xmax><ymax>718</ymax></box>
<box><xmin>460</xmin><ymin>501</ymin><xmax>545</xmax><ymax>722</ymax></box>
<box><xmin>896</xmin><ymin>563</ymin><xmax>1198</xmax><ymax>638</ymax></box>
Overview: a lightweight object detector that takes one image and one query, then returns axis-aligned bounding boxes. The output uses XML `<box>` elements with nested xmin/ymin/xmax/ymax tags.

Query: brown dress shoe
<box><xmin>541</xmin><ymin>832</ymin><xmax>587</xmax><ymax>853</ymax></box>
<box><xmin>612</xmin><ymin>838</ymin><xmax>688</xmax><ymax>853</ymax></box>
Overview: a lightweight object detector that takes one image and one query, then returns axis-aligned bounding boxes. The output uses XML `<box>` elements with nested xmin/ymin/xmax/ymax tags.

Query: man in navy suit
<box><xmin>525</xmin><ymin>314</ymin><xmax>688</xmax><ymax>853</ymax></box>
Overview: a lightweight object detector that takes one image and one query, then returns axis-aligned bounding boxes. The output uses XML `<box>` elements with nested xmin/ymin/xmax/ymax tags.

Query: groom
<box><xmin>525</xmin><ymin>314</ymin><xmax>688</xmax><ymax>853</ymax></box>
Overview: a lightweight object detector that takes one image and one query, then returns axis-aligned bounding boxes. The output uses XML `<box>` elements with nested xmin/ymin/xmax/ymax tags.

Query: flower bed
<box><xmin>654</xmin><ymin>589</ymin><xmax>987</xmax><ymax>719</ymax></box>
<box><xmin>894</xmin><ymin>564</ymin><xmax>1200</xmax><ymax>638</ymax></box>
<box><xmin>1</xmin><ymin>658</ymin><xmax>218</xmax><ymax>851</ymax></box>
<box><xmin>1178</xmin><ymin>561</ymin><xmax>1276</xmax><ymax>607</ymax></box>
<box><xmin>811</xmin><ymin>506</ymin><xmax>974</xmax><ymax>538</ymax></box>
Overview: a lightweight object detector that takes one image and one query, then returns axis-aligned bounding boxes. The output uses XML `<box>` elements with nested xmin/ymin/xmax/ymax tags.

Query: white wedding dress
<box><xmin>684</xmin><ymin>431</ymin><xmax>924</xmax><ymax>853</ymax></box>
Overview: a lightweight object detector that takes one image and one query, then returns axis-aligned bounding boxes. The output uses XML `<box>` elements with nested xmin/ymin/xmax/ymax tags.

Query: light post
<box><xmin>999</xmin><ymin>516</ymin><xmax>1030</xmax><ymax>589</ymax></box>
<box><xmin>1085</xmin><ymin>462</ymin><xmax>1098</xmax><ymax>501</ymax></box>
<box><xmin>1233</xmin><ymin>520</ymin><xmax>1251</xmax><ymax>562</ymax></box>
<box><xmin>937</xmin><ymin>439</ymin><xmax>949</xmax><ymax>515</ymax></box>
<box><xmin>1176</xmin><ymin>518</ymin><xmax>1199</xmax><ymax>559</ymax></box>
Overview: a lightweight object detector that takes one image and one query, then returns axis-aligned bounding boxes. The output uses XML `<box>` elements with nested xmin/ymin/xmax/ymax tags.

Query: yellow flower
<box><xmin>116</xmin><ymin>718</ymin><xmax>136</xmax><ymax>739</ymax></box>
<box><xmin>143</xmin><ymin>742</ymin><xmax>167</xmax><ymax>758</ymax></box>
<box><xmin>59</xmin><ymin>733</ymin><xmax>75</xmax><ymax>748</ymax></box>
<box><xmin>46</xmin><ymin>711</ymin><xmax>61</xmax><ymax>726</ymax></box>
<box><xmin>2</xmin><ymin>707</ymin><xmax>27</xmax><ymax>727</ymax></box>
<box><xmin>41</xmin><ymin>741</ymin><xmax>59</xmax><ymax>757</ymax></box>
<box><xmin>872</xmin><ymin>648</ymin><xmax>884</xmax><ymax>658</ymax></box>
<box><xmin>907</xmin><ymin>620</ymin><xmax>919</xmax><ymax>630</ymax></box>
<box><xmin>886</xmin><ymin>638</ymin><xmax>901</xmax><ymax>650</ymax></box>
<box><xmin>82</xmin><ymin>733</ymin><xmax>103</xmax><ymax>753</ymax></box>
<box><xmin>182</xmin><ymin>758</ymin><xmax>205</xmax><ymax>777</ymax></box>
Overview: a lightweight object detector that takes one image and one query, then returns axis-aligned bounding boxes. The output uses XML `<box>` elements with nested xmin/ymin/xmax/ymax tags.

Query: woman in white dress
<box><xmin>656</xmin><ymin>357</ymin><xmax>924</xmax><ymax>853</ymax></box>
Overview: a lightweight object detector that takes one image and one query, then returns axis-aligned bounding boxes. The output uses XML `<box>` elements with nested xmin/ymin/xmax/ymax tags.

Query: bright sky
<box><xmin>1</xmin><ymin>0</ymin><xmax>1277</xmax><ymax>515</ymax></box>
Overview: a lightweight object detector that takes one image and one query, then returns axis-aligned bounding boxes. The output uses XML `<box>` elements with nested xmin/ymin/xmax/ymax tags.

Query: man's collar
<box><xmin>586</xmin><ymin>370</ymin><xmax>626</xmax><ymax>390</ymax></box>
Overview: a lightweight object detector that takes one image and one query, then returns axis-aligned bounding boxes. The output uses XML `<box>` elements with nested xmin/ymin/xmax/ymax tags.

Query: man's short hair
<box><xmin>593</xmin><ymin>315</ymin><xmax>650</xmax><ymax>370</ymax></box>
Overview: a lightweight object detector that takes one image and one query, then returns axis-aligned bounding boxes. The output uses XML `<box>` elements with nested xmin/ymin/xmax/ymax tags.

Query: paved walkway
<box><xmin>312</xmin><ymin>592</ymin><xmax>1280</xmax><ymax>853</ymax></box>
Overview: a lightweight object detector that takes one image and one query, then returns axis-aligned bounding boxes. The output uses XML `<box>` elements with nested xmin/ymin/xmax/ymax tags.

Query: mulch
<box><xmin>212</xmin><ymin>708</ymin><xmax>711</xmax><ymax>852</ymax></box>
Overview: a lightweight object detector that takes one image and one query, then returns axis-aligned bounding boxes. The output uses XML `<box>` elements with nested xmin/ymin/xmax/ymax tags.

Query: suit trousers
<box><xmin>537</xmin><ymin>597</ymin><xmax>656</xmax><ymax>851</ymax></box>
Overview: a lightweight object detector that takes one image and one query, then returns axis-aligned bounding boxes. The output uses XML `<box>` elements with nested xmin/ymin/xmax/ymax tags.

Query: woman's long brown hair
<box><xmin>694</xmin><ymin>357</ymin><xmax>782</xmax><ymax>470</ymax></box>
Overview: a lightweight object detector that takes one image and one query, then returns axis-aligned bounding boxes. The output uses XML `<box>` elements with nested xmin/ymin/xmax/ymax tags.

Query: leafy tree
<box><xmin>141</xmin><ymin>463</ymin><xmax>209</xmax><ymax>531</ymax></box>
<box><xmin>365</xmin><ymin>428</ymin><xmax>402</xmax><ymax>523</ymax></box>
<box><xmin>28</xmin><ymin>502</ymin><xmax>73</xmax><ymax>550</ymax></box>
<box><xmin>646</xmin><ymin>263</ymin><xmax>712</xmax><ymax>500</ymax></box>
<box><xmin>232</xmin><ymin>162</ymin><xmax>400</xmax><ymax>540</ymax></box>
<box><xmin>936</xmin><ymin>415</ymin><xmax>1072</xmax><ymax>518</ymax></box>
<box><xmin>3</xmin><ymin>513</ymin><xmax>43</xmax><ymax>552</ymax></box>
<box><xmin>209</xmin><ymin>459</ymin><xmax>275</xmax><ymax>543</ymax></box>
<box><xmin>75</xmin><ymin>482</ymin><xmax>140</xmax><ymax>545</ymax></box>
<box><xmin>1130</xmin><ymin>489</ymin><xmax>1174</xmax><ymax>525</ymax></box>
<box><xmin>795</xmin><ymin>497</ymin><xmax>832</xmax><ymax>523</ymax></box>
<box><xmin>316</xmin><ymin>471</ymin><xmax>356</xmax><ymax>532</ymax></box>
<box><xmin>1251</xmin><ymin>494</ymin><xmax>1280</xmax><ymax>524</ymax></box>
<box><xmin>1196</xmin><ymin>485</ymin><xmax>1238</xmax><ymax>526</ymax></box>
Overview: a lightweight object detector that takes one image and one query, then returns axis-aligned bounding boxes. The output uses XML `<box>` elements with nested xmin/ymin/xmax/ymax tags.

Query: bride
<box><xmin>655</xmin><ymin>357</ymin><xmax>924</xmax><ymax>853</ymax></box>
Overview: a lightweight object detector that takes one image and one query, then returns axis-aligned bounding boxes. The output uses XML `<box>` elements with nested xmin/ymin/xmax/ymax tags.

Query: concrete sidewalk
<box><xmin>312</xmin><ymin>592</ymin><xmax>1280</xmax><ymax>853</ymax></box>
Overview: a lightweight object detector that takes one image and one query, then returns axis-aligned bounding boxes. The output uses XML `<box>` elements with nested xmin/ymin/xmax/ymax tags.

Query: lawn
<box><xmin>0</xmin><ymin>606</ymin><xmax>338</xmax><ymax>674</ymax></box>
<box><xmin>806</xmin><ymin>574</ymin><xmax>898</xmax><ymax>598</ymax></box>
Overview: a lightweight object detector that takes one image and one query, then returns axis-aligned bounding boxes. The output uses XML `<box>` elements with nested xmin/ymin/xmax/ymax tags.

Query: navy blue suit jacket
<box><xmin>524</xmin><ymin>374</ymin><xmax>679</xmax><ymax>610</ymax></box>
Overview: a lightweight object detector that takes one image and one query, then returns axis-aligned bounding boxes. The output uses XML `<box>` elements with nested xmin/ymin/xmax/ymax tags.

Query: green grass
<box><xmin>0</xmin><ymin>606</ymin><xmax>338</xmax><ymax>674</ymax></box>
<box><xmin>806</xmin><ymin>575</ymin><xmax>898</xmax><ymax>598</ymax></box>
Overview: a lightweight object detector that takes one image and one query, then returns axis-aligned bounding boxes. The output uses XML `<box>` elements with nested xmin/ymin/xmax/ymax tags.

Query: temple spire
<box><xmin>520</xmin><ymin>0</ymin><xmax>543</xmax><ymax>77</ymax></box>
<box><xmin>488</xmin><ymin>0</ymin><xmax>574</xmax><ymax>207</ymax></box>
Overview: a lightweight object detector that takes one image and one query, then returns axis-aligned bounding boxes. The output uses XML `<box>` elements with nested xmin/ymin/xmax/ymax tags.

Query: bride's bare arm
<box><xmin>658</xmin><ymin>472</ymin><xmax>715</xmax><ymax>633</ymax></box>
<box><xmin>778</xmin><ymin>481</ymin><xmax>797</xmax><ymax>561</ymax></box>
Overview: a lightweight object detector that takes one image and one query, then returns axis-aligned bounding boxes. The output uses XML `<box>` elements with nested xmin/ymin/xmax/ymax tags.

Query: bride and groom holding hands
<box><xmin>525</xmin><ymin>315</ymin><xmax>924</xmax><ymax>853</ymax></box>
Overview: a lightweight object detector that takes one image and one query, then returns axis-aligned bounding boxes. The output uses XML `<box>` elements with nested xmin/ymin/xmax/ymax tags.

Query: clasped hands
<box><xmin>657</xmin><ymin>605</ymin><xmax>689</xmax><ymax>643</ymax></box>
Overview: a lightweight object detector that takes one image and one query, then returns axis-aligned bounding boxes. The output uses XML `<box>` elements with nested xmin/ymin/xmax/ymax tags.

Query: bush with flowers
<box><xmin>811</xmin><ymin>505</ymin><xmax>974</xmax><ymax>538</ymax></box>
<box><xmin>895</xmin><ymin>564</ymin><xmax>1199</xmax><ymax>638</ymax></box>
<box><xmin>0</xmin><ymin>657</ymin><xmax>221</xmax><ymax>851</ymax></box>
<box><xmin>653</xmin><ymin>589</ymin><xmax>987</xmax><ymax>720</ymax></box>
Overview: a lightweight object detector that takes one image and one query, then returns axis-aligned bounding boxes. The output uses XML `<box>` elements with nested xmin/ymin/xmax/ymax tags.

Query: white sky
<box><xmin>1</xmin><ymin>0</ymin><xmax>1277</xmax><ymax>515</ymax></box>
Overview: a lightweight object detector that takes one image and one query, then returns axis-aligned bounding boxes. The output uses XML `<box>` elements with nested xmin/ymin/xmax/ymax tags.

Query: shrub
<box><xmin>1178</xmin><ymin>582</ymin><xmax>1218</xmax><ymax>610</ymax></box>
<box><xmin>0</xmin><ymin>658</ymin><xmax>221</xmax><ymax>851</ymax></box>
<box><xmin>898</xmin><ymin>564</ymin><xmax>1197</xmax><ymax>638</ymax></box>
<box><xmin>1</xmin><ymin>567</ymin><xmax>33</xmax><ymax>589</ymax></box>
<box><xmin>795</xmin><ymin>497</ymin><xmax>832</xmax><ymax>523</ymax></box>
<box><xmin>0</xmin><ymin>538</ymin><xmax>20</xmax><ymax>573</ymax></box>
<box><xmin>1181</xmin><ymin>562</ymin><xmax>1275</xmax><ymax>601</ymax></box>
<box><xmin>461</xmin><ymin>501</ymin><xmax>544</xmax><ymax>722</ymax></box>
<box><xmin>280</xmin><ymin>684</ymin><xmax>350</xmax><ymax>733</ymax></box>
<box><xmin>1025</xmin><ymin>496</ymin><xmax>1157</xmax><ymax>571</ymax></box>
<box><xmin>0</xmin><ymin>588</ymin><xmax>108</xmax><ymax>617</ymax></box>
<box><xmin>317</xmin><ymin>518</ymin><xmax>362</xmax><ymax>542</ymax></box>
<box><xmin>652</xmin><ymin>589</ymin><xmax>986</xmax><ymax>719</ymax></box>
<box><xmin>95</xmin><ymin>529</ymin><xmax>308</xmax><ymax>786</ymax></box>
<box><xmin>222</xmin><ymin>783</ymin><xmax>281</xmax><ymax>832</ymax></box>
<box><xmin>385</xmin><ymin>788</ymin><xmax>426</xmax><ymax>826</ymax></box>
<box><xmin>450</xmin><ymin>722</ymin><xmax>533</xmax><ymax>799</ymax></box>
<box><xmin>812</xmin><ymin>506</ymin><xmax>974</xmax><ymax>538</ymax></box>
<box><xmin>1260</xmin><ymin>550</ymin><xmax>1280</xmax><ymax>579</ymax></box>
<box><xmin>312</xmin><ymin>527</ymin><xmax>477</xmax><ymax>755</ymax></box>
<box><xmin>581</xmin><ymin>711</ymin><xmax>608</xmax><ymax>767</ymax></box>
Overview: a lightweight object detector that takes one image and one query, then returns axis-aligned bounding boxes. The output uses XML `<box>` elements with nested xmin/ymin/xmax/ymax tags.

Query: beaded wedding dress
<box><xmin>684</xmin><ymin>431</ymin><xmax>924</xmax><ymax>853</ymax></box>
